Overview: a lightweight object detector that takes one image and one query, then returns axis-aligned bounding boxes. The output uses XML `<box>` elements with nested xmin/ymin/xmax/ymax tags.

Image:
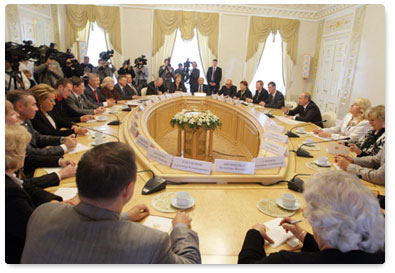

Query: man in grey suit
<box><xmin>65</xmin><ymin>77</ymin><xmax>106</xmax><ymax>117</ymax></box>
<box><xmin>114</xmin><ymin>74</ymin><xmax>138</xmax><ymax>100</ymax></box>
<box><xmin>21</xmin><ymin>142</ymin><xmax>201</xmax><ymax>264</ymax></box>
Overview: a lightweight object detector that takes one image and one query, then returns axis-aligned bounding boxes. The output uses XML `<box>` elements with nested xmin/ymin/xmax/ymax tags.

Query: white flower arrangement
<box><xmin>170</xmin><ymin>109</ymin><xmax>222</xmax><ymax>132</ymax></box>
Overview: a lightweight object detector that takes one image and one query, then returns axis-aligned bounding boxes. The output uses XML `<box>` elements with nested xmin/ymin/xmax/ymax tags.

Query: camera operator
<box><xmin>93</xmin><ymin>59</ymin><xmax>115</xmax><ymax>82</ymax></box>
<box><xmin>174</xmin><ymin>63</ymin><xmax>186</xmax><ymax>84</ymax></box>
<box><xmin>63</xmin><ymin>57</ymin><xmax>83</xmax><ymax>78</ymax></box>
<box><xmin>5</xmin><ymin>60</ymin><xmax>31</xmax><ymax>92</ymax></box>
<box><xmin>159</xmin><ymin>58</ymin><xmax>174</xmax><ymax>91</ymax></box>
<box><xmin>34</xmin><ymin>55</ymin><xmax>64</xmax><ymax>88</ymax></box>
<box><xmin>118</xmin><ymin>59</ymin><xmax>136</xmax><ymax>79</ymax></box>
<box><xmin>135</xmin><ymin>58</ymin><xmax>149</xmax><ymax>92</ymax></box>
<box><xmin>189</xmin><ymin>62</ymin><xmax>200</xmax><ymax>94</ymax></box>
<box><xmin>81</xmin><ymin>56</ymin><xmax>94</xmax><ymax>76</ymax></box>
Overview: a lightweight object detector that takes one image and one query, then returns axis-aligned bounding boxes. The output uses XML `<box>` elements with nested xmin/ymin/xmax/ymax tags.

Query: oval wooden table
<box><xmin>40</xmin><ymin>97</ymin><xmax>384</xmax><ymax>264</ymax></box>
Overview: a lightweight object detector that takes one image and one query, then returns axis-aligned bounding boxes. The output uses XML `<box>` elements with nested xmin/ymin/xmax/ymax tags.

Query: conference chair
<box><xmin>140</xmin><ymin>87</ymin><xmax>148</xmax><ymax>96</ymax></box>
<box><xmin>321</xmin><ymin>111</ymin><xmax>337</xmax><ymax>128</ymax></box>
<box><xmin>284</xmin><ymin>100</ymin><xmax>297</xmax><ymax>110</ymax></box>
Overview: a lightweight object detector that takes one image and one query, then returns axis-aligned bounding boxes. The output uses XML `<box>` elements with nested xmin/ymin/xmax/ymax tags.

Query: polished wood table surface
<box><xmin>40</xmin><ymin>98</ymin><xmax>384</xmax><ymax>264</ymax></box>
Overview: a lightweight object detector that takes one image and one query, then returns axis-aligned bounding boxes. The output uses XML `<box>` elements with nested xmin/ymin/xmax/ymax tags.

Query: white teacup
<box><xmin>176</xmin><ymin>191</ymin><xmax>190</xmax><ymax>207</ymax></box>
<box><xmin>304</xmin><ymin>138</ymin><xmax>314</xmax><ymax>146</ymax></box>
<box><xmin>94</xmin><ymin>132</ymin><xmax>104</xmax><ymax>145</ymax></box>
<box><xmin>96</xmin><ymin>115</ymin><xmax>106</xmax><ymax>121</ymax></box>
<box><xmin>296</xmin><ymin>127</ymin><xmax>305</xmax><ymax>133</ymax></box>
<box><xmin>282</xmin><ymin>193</ymin><xmax>297</xmax><ymax>208</ymax></box>
<box><xmin>317</xmin><ymin>156</ymin><xmax>329</xmax><ymax>166</ymax></box>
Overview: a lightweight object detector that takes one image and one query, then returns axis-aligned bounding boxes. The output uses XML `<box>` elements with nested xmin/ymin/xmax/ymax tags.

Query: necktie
<box><xmin>271</xmin><ymin>94</ymin><xmax>275</xmax><ymax>104</ymax></box>
<box><xmin>94</xmin><ymin>89</ymin><xmax>100</xmax><ymax>103</ymax></box>
<box><xmin>78</xmin><ymin>96</ymin><xmax>84</xmax><ymax>109</ymax></box>
<box><xmin>199</xmin><ymin>85</ymin><xmax>202</xmax><ymax>92</ymax></box>
<box><xmin>119</xmin><ymin>86</ymin><xmax>125</xmax><ymax>97</ymax></box>
<box><xmin>211</xmin><ymin>67</ymin><xmax>215</xmax><ymax>81</ymax></box>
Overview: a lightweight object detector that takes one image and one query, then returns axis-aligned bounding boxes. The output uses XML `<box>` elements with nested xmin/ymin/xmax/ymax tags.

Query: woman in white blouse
<box><xmin>313</xmin><ymin>98</ymin><xmax>371</xmax><ymax>142</ymax></box>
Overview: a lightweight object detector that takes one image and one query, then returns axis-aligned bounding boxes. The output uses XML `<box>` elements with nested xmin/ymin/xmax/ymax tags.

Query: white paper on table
<box><xmin>264</xmin><ymin>218</ymin><xmax>294</xmax><ymax>248</ymax></box>
<box><xmin>306</xmin><ymin>131</ymin><xmax>330</xmax><ymax>140</ymax></box>
<box><xmin>333</xmin><ymin>163</ymin><xmax>341</xmax><ymax>170</ymax></box>
<box><xmin>43</xmin><ymin>167</ymin><xmax>62</xmax><ymax>174</ymax></box>
<box><xmin>327</xmin><ymin>142</ymin><xmax>349</xmax><ymax>155</ymax></box>
<box><xmin>275</xmin><ymin>116</ymin><xmax>304</xmax><ymax>125</ymax></box>
<box><xmin>68</xmin><ymin>143</ymin><xmax>91</xmax><ymax>154</ymax></box>
<box><xmin>54</xmin><ymin>187</ymin><xmax>78</xmax><ymax>200</ymax></box>
<box><xmin>143</xmin><ymin>215</ymin><xmax>173</xmax><ymax>233</ymax></box>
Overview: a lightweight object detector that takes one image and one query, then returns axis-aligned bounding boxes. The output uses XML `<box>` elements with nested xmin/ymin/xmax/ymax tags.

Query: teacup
<box><xmin>296</xmin><ymin>127</ymin><xmax>305</xmax><ymax>133</ymax></box>
<box><xmin>317</xmin><ymin>156</ymin><xmax>329</xmax><ymax>166</ymax></box>
<box><xmin>304</xmin><ymin>138</ymin><xmax>314</xmax><ymax>146</ymax></box>
<box><xmin>282</xmin><ymin>193</ymin><xmax>297</xmax><ymax>208</ymax></box>
<box><xmin>94</xmin><ymin>132</ymin><xmax>104</xmax><ymax>145</ymax></box>
<box><xmin>176</xmin><ymin>191</ymin><xmax>190</xmax><ymax>207</ymax></box>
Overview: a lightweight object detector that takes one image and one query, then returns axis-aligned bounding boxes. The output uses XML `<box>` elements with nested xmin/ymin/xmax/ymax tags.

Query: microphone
<box><xmin>296</xmin><ymin>137</ymin><xmax>350</xmax><ymax>158</ymax></box>
<box><xmin>285</xmin><ymin>120</ymin><xmax>327</xmax><ymax>138</ymax></box>
<box><xmin>71</xmin><ymin>122</ymin><xmax>120</xmax><ymax>142</ymax></box>
<box><xmin>107</xmin><ymin>113</ymin><xmax>121</xmax><ymax>126</ymax></box>
<box><xmin>264</xmin><ymin>110</ymin><xmax>275</xmax><ymax>118</ymax></box>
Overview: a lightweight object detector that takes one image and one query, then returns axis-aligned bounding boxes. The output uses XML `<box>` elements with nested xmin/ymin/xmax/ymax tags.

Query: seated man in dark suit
<box><xmin>261</xmin><ymin>81</ymin><xmax>284</xmax><ymax>109</ymax></box>
<box><xmin>65</xmin><ymin>77</ymin><xmax>106</xmax><ymax>117</ymax></box>
<box><xmin>146</xmin><ymin>78</ymin><xmax>168</xmax><ymax>95</ymax></box>
<box><xmin>218</xmin><ymin>79</ymin><xmax>237</xmax><ymax>98</ymax></box>
<box><xmin>281</xmin><ymin>91</ymin><xmax>323</xmax><ymax>128</ymax></box>
<box><xmin>114</xmin><ymin>74</ymin><xmax>138</xmax><ymax>100</ymax></box>
<box><xmin>193</xmin><ymin>77</ymin><xmax>209</xmax><ymax>95</ymax></box>
<box><xmin>22</xmin><ymin>142</ymin><xmax>201</xmax><ymax>264</ymax></box>
<box><xmin>84</xmin><ymin>73</ymin><xmax>115</xmax><ymax>107</ymax></box>
<box><xmin>246</xmin><ymin>80</ymin><xmax>268</xmax><ymax>105</ymax></box>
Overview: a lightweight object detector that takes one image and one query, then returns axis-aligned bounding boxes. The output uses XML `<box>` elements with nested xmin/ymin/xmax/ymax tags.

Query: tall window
<box><xmin>86</xmin><ymin>23</ymin><xmax>107</xmax><ymax>66</ymax></box>
<box><xmin>249</xmin><ymin>32</ymin><xmax>285</xmax><ymax>95</ymax></box>
<box><xmin>171</xmin><ymin>28</ymin><xmax>206</xmax><ymax>91</ymax></box>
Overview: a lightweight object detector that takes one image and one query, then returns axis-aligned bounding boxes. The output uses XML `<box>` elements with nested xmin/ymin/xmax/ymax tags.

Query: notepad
<box><xmin>68</xmin><ymin>143</ymin><xmax>90</xmax><ymax>154</ymax></box>
<box><xmin>54</xmin><ymin>187</ymin><xmax>78</xmax><ymax>200</ymax></box>
<box><xmin>143</xmin><ymin>215</ymin><xmax>173</xmax><ymax>233</ymax></box>
<box><xmin>264</xmin><ymin>218</ymin><xmax>295</xmax><ymax>248</ymax></box>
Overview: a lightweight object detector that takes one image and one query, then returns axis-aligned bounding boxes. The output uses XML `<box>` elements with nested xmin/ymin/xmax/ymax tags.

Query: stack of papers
<box><xmin>143</xmin><ymin>215</ymin><xmax>173</xmax><ymax>233</ymax></box>
<box><xmin>54</xmin><ymin>187</ymin><xmax>78</xmax><ymax>200</ymax></box>
<box><xmin>264</xmin><ymin>218</ymin><xmax>300</xmax><ymax>248</ymax></box>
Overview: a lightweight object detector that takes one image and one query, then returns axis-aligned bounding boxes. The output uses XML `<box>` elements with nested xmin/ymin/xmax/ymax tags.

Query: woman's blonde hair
<box><xmin>5</xmin><ymin>125</ymin><xmax>32</xmax><ymax>171</ymax></box>
<box><xmin>5</xmin><ymin>100</ymin><xmax>13</xmax><ymax>115</ymax></box>
<box><xmin>174</xmin><ymin>74</ymin><xmax>182</xmax><ymax>81</ymax></box>
<box><xmin>101</xmin><ymin>77</ymin><xmax>114</xmax><ymax>89</ymax></box>
<box><xmin>303</xmin><ymin>171</ymin><xmax>385</xmax><ymax>253</ymax></box>
<box><xmin>29</xmin><ymin>83</ymin><xmax>56</xmax><ymax>107</ymax></box>
<box><xmin>354</xmin><ymin>97</ymin><xmax>371</xmax><ymax>124</ymax></box>
<box><xmin>367</xmin><ymin>105</ymin><xmax>385</xmax><ymax>122</ymax></box>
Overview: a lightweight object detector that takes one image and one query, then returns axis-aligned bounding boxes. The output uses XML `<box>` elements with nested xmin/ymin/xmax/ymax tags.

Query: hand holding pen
<box><xmin>279</xmin><ymin>217</ymin><xmax>307</xmax><ymax>242</ymax></box>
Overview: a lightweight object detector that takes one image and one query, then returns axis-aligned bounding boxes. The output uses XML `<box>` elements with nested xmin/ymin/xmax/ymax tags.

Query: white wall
<box><xmin>351</xmin><ymin>4</ymin><xmax>386</xmax><ymax>107</ymax></box>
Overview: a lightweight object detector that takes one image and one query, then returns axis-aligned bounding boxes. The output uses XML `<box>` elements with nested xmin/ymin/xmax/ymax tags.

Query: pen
<box><xmin>279</xmin><ymin>220</ymin><xmax>303</xmax><ymax>226</ymax></box>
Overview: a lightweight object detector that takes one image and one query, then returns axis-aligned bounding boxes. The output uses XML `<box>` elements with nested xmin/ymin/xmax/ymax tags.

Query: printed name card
<box><xmin>130</xmin><ymin>124</ymin><xmax>138</xmax><ymax>137</ymax></box>
<box><xmin>172</xmin><ymin>157</ymin><xmax>212</xmax><ymax>175</ymax></box>
<box><xmin>136</xmin><ymin>135</ymin><xmax>152</xmax><ymax>150</ymax></box>
<box><xmin>211</xmin><ymin>94</ymin><xmax>218</xmax><ymax>99</ymax></box>
<box><xmin>139</xmin><ymin>105</ymin><xmax>145</xmax><ymax>111</ymax></box>
<box><xmin>159</xmin><ymin>95</ymin><xmax>166</xmax><ymax>100</ymax></box>
<box><xmin>147</xmin><ymin>147</ymin><xmax>173</xmax><ymax>167</ymax></box>
<box><xmin>261</xmin><ymin>140</ymin><xmax>288</xmax><ymax>156</ymax></box>
<box><xmin>263</xmin><ymin>130</ymin><xmax>289</xmax><ymax>144</ymax></box>
<box><xmin>264</xmin><ymin>121</ymin><xmax>285</xmax><ymax>133</ymax></box>
<box><xmin>145</xmin><ymin>100</ymin><xmax>152</xmax><ymax>106</ymax></box>
<box><xmin>152</xmin><ymin>96</ymin><xmax>159</xmax><ymax>103</ymax></box>
<box><xmin>225</xmin><ymin>98</ymin><xmax>233</xmax><ymax>103</ymax></box>
<box><xmin>134</xmin><ymin>111</ymin><xmax>139</xmax><ymax>119</ymax></box>
<box><xmin>165</xmin><ymin>94</ymin><xmax>173</xmax><ymax>99</ymax></box>
<box><xmin>253</xmin><ymin>156</ymin><xmax>285</xmax><ymax>170</ymax></box>
<box><xmin>214</xmin><ymin>159</ymin><xmax>255</xmax><ymax>175</ymax></box>
<box><xmin>218</xmin><ymin>96</ymin><xmax>225</xmax><ymax>101</ymax></box>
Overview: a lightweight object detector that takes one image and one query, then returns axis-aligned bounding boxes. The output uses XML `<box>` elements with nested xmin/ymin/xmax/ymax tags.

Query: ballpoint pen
<box><xmin>279</xmin><ymin>219</ymin><xmax>303</xmax><ymax>226</ymax></box>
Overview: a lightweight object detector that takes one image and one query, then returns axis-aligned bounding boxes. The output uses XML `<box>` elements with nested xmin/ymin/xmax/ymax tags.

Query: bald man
<box><xmin>281</xmin><ymin>92</ymin><xmax>324</xmax><ymax>128</ymax></box>
<box><xmin>194</xmin><ymin>77</ymin><xmax>209</xmax><ymax>95</ymax></box>
<box><xmin>218</xmin><ymin>79</ymin><xmax>237</xmax><ymax>98</ymax></box>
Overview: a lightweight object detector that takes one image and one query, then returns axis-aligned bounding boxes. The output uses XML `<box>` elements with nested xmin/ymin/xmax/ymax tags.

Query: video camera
<box><xmin>183</xmin><ymin>58</ymin><xmax>191</xmax><ymax>82</ymax></box>
<box><xmin>134</xmin><ymin>55</ymin><xmax>147</xmax><ymax>67</ymax></box>
<box><xmin>99</xmin><ymin>49</ymin><xmax>114</xmax><ymax>62</ymax></box>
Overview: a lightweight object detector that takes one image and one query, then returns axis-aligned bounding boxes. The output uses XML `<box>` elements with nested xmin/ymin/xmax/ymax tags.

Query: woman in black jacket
<box><xmin>234</xmin><ymin>80</ymin><xmax>252</xmax><ymax>101</ymax></box>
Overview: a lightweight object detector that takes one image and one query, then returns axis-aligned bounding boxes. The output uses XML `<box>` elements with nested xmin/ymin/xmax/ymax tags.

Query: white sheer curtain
<box><xmin>282</xmin><ymin>41</ymin><xmax>294</xmax><ymax>100</ymax></box>
<box><xmin>196</xmin><ymin>29</ymin><xmax>216</xmax><ymax>81</ymax></box>
<box><xmin>104</xmin><ymin>32</ymin><xmax>122</xmax><ymax>77</ymax></box>
<box><xmin>70</xmin><ymin>21</ymin><xmax>91</xmax><ymax>61</ymax></box>
<box><xmin>151</xmin><ymin>30</ymin><xmax>177</xmax><ymax>81</ymax></box>
<box><xmin>245</xmin><ymin>41</ymin><xmax>265</xmax><ymax>86</ymax></box>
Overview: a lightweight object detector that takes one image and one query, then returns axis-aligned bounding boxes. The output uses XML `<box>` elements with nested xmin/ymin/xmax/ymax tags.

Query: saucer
<box><xmin>96</xmin><ymin>117</ymin><xmax>107</xmax><ymax>122</ymax></box>
<box><xmin>108</xmin><ymin>111</ymin><xmax>119</xmax><ymax>115</ymax></box>
<box><xmin>296</xmin><ymin>130</ymin><xmax>306</xmax><ymax>134</ymax></box>
<box><xmin>275</xmin><ymin>198</ymin><xmax>301</xmax><ymax>211</ymax></box>
<box><xmin>170</xmin><ymin>197</ymin><xmax>195</xmax><ymax>210</ymax></box>
<box><xmin>314</xmin><ymin>160</ymin><xmax>331</xmax><ymax>167</ymax></box>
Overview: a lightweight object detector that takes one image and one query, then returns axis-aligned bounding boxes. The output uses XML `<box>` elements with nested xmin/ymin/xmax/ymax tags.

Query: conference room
<box><xmin>4</xmin><ymin>2</ymin><xmax>387</xmax><ymax>266</ymax></box>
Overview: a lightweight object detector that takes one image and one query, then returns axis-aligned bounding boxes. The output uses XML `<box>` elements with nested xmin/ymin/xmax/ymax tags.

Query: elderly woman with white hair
<box><xmin>238</xmin><ymin>171</ymin><xmax>385</xmax><ymax>263</ymax></box>
<box><xmin>313</xmin><ymin>98</ymin><xmax>371</xmax><ymax>142</ymax></box>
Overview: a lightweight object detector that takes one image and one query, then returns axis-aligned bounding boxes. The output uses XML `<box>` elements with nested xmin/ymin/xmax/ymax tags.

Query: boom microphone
<box><xmin>71</xmin><ymin>122</ymin><xmax>120</xmax><ymax>142</ymax></box>
<box><xmin>296</xmin><ymin>137</ymin><xmax>350</xmax><ymax>158</ymax></box>
<box><xmin>285</xmin><ymin>120</ymin><xmax>327</xmax><ymax>138</ymax></box>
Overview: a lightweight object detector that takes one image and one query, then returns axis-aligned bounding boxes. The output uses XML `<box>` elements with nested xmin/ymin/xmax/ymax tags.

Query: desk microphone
<box><xmin>296</xmin><ymin>137</ymin><xmax>350</xmax><ymax>158</ymax></box>
<box><xmin>264</xmin><ymin>110</ymin><xmax>275</xmax><ymax>118</ymax></box>
<box><xmin>71</xmin><ymin>122</ymin><xmax>120</xmax><ymax>142</ymax></box>
<box><xmin>107</xmin><ymin>113</ymin><xmax>121</xmax><ymax>126</ymax></box>
<box><xmin>285</xmin><ymin>120</ymin><xmax>327</xmax><ymax>138</ymax></box>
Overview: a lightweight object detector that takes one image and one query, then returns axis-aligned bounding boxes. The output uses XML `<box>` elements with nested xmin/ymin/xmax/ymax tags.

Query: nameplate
<box><xmin>225</xmin><ymin>98</ymin><xmax>233</xmax><ymax>103</ymax></box>
<box><xmin>136</xmin><ymin>135</ymin><xmax>152</xmax><ymax>150</ymax></box>
<box><xmin>134</xmin><ymin>111</ymin><xmax>139</xmax><ymax>119</ymax></box>
<box><xmin>172</xmin><ymin>157</ymin><xmax>212</xmax><ymax>175</ymax></box>
<box><xmin>263</xmin><ymin>130</ymin><xmax>288</xmax><ymax>144</ymax></box>
<box><xmin>214</xmin><ymin>159</ymin><xmax>255</xmax><ymax>175</ymax></box>
<box><xmin>174</xmin><ymin>93</ymin><xmax>182</xmax><ymax>97</ymax></box>
<box><xmin>130</xmin><ymin>124</ymin><xmax>138</xmax><ymax>137</ymax></box>
<box><xmin>152</xmin><ymin>96</ymin><xmax>159</xmax><ymax>103</ymax></box>
<box><xmin>147</xmin><ymin>147</ymin><xmax>173</xmax><ymax>167</ymax></box>
<box><xmin>139</xmin><ymin>105</ymin><xmax>145</xmax><ymax>111</ymax></box>
<box><xmin>261</xmin><ymin>140</ymin><xmax>288</xmax><ymax>156</ymax></box>
<box><xmin>218</xmin><ymin>96</ymin><xmax>225</xmax><ymax>101</ymax></box>
<box><xmin>264</xmin><ymin>121</ymin><xmax>285</xmax><ymax>133</ymax></box>
<box><xmin>159</xmin><ymin>95</ymin><xmax>166</xmax><ymax>100</ymax></box>
<box><xmin>211</xmin><ymin>94</ymin><xmax>218</xmax><ymax>99</ymax></box>
<box><xmin>165</xmin><ymin>94</ymin><xmax>173</xmax><ymax>99</ymax></box>
<box><xmin>145</xmin><ymin>100</ymin><xmax>152</xmax><ymax>106</ymax></box>
<box><xmin>253</xmin><ymin>156</ymin><xmax>286</xmax><ymax>170</ymax></box>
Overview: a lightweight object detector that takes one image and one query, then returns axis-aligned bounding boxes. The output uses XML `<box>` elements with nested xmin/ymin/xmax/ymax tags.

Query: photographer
<box><xmin>159</xmin><ymin>58</ymin><xmax>174</xmax><ymax>91</ymax></box>
<box><xmin>134</xmin><ymin>57</ymin><xmax>149</xmax><ymax>91</ymax></box>
<box><xmin>189</xmin><ymin>62</ymin><xmax>200</xmax><ymax>94</ymax></box>
<box><xmin>63</xmin><ymin>58</ymin><xmax>83</xmax><ymax>78</ymax></box>
<box><xmin>93</xmin><ymin>59</ymin><xmax>116</xmax><ymax>82</ymax></box>
<box><xmin>34</xmin><ymin>55</ymin><xmax>64</xmax><ymax>88</ymax></box>
<box><xmin>174</xmin><ymin>63</ymin><xmax>186</xmax><ymax>84</ymax></box>
<box><xmin>81</xmin><ymin>56</ymin><xmax>94</xmax><ymax>76</ymax></box>
<box><xmin>5</xmin><ymin>60</ymin><xmax>31</xmax><ymax>92</ymax></box>
<box><xmin>118</xmin><ymin>59</ymin><xmax>136</xmax><ymax>80</ymax></box>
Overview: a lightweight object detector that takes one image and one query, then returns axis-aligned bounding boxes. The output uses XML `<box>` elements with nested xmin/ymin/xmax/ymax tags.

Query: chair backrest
<box><xmin>284</xmin><ymin>100</ymin><xmax>297</xmax><ymax>110</ymax></box>
<box><xmin>321</xmin><ymin>111</ymin><xmax>337</xmax><ymax>128</ymax></box>
<box><xmin>140</xmin><ymin>87</ymin><xmax>148</xmax><ymax>96</ymax></box>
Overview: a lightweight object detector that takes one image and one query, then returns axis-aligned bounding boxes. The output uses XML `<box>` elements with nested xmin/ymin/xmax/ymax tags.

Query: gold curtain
<box><xmin>66</xmin><ymin>5</ymin><xmax>122</xmax><ymax>54</ymax></box>
<box><xmin>152</xmin><ymin>10</ymin><xmax>219</xmax><ymax>58</ymax></box>
<box><xmin>247</xmin><ymin>17</ymin><xmax>299</xmax><ymax>63</ymax></box>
